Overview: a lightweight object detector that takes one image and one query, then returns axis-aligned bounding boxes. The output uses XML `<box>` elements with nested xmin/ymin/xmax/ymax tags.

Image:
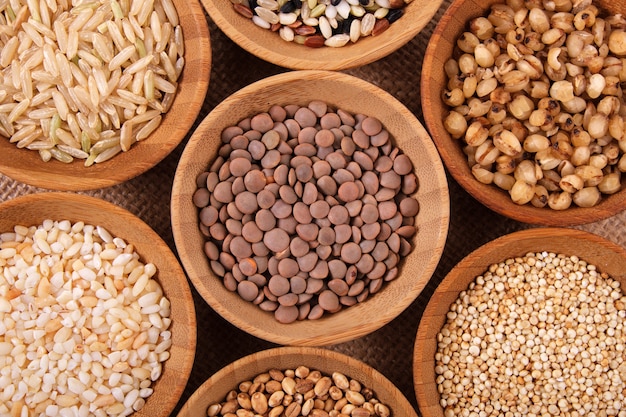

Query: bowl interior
<box><xmin>177</xmin><ymin>346</ymin><xmax>418</xmax><ymax>417</ymax></box>
<box><xmin>421</xmin><ymin>0</ymin><xmax>626</xmax><ymax>226</ymax></box>
<box><xmin>413</xmin><ymin>227</ymin><xmax>626</xmax><ymax>417</ymax></box>
<box><xmin>0</xmin><ymin>0</ymin><xmax>211</xmax><ymax>191</ymax></box>
<box><xmin>0</xmin><ymin>192</ymin><xmax>196</xmax><ymax>417</ymax></box>
<box><xmin>171</xmin><ymin>69</ymin><xmax>449</xmax><ymax>346</ymax></box>
<box><xmin>201</xmin><ymin>0</ymin><xmax>443</xmax><ymax>70</ymax></box>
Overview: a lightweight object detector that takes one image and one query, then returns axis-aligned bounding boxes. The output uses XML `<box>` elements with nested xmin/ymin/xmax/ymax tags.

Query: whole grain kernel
<box><xmin>195</xmin><ymin>102</ymin><xmax>420</xmax><ymax>322</ymax></box>
<box><xmin>442</xmin><ymin>1</ymin><xmax>626</xmax><ymax>209</ymax></box>
<box><xmin>0</xmin><ymin>220</ymin><xmax>171</xmax><ymax>416</ymax></box>
<box><xmin>436</xmin><ymin>251</ymin><xmax>626</xmax><ymax>417</ymax></box>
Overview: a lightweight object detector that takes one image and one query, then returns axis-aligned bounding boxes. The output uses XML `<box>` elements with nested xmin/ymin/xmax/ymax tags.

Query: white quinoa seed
<box><xmin>435</xmin><ymin>251</ymin><xmax>626</xmax><ymax>417</ymax></box>
<box><xmin>0</xmin><ymin>220</ymin><xmax>172</xmax><ymax>417</ymax></box>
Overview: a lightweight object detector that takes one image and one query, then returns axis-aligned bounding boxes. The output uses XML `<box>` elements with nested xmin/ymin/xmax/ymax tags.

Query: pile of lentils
<box><xmin>193</xmin><ymin>101</ymin><xmax>420</xmax><ymax>323</ymax></box>
<box><xmin>435</xmin><ymin>252</ymin><xmax>626</xmax><ymax>417</ymax></box>
<box><xmin>230</xmin><ymin>0</ymin><xmax>407</xmax><ymax>48</ymax></box>
<box><xmin>206</xmin><ymin>366</ymin><xmax>391</xmax><ymax>417</ymax></box>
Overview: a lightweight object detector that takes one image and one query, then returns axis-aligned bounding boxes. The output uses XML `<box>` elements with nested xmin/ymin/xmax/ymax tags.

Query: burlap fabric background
<box><xmin>2</xmin><ymin>1</ymin><xmax>626</xmax><ymax>415</ymax></box>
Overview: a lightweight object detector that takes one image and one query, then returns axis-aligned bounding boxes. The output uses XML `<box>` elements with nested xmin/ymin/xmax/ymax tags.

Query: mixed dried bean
<box><xmin>436</xmin><ymin>251</ymin><xmax>626</xmax><ymax>416</ymax></box>
<box><xmin>443</xmin><ymin>0</ymin><xmax>626</xmax><ymax>209</ymax></box>
<box><xmin>206</xmin><ymin>365</ymin><xmax>392</xmax><ymax>417</ymax></box>
<box><xmin>193</xmin><ymin>101</ymin><xmax>419</xmax><ymax>323</ymax></box>
<box><xmin>229</xmin><ymin>0</ymin><xmax>408</xmax><ymax>48</ymax></box>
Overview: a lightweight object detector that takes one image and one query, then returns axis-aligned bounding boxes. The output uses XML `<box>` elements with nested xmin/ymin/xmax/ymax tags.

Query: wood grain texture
<box><xmin>413</xmin><ymin>227</ymin><xmax>626</xmax><ymax>417</ymax></box>
<box><xmin>171</xmin><ymin>70</ymin><xmax>450</xmax><ymax>346</ymax></box>
<box><xmin>200</xmin><ymin>0</ymin><xmax>443</xmax><ymax>70</ymax></box>
<box><xmin>421</xmin><ymin>0</ymin><xmax>626</xmax><ymax>226</ymax></box>
<box><xmin>0</xmin><ymin>0</ymin><xmax>211</xmax><ymax>191</ymax></box>
<box><xmin>0</xmin><ymin>192</ymin><xmax>197</xmax><ymax>417</ymax></box>
<box><xmin>176</xmin><ymin>347</ymin><xmax>419</xmax><ymax>417</ymax></box>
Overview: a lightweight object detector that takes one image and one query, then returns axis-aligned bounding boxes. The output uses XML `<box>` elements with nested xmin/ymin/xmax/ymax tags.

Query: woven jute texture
<box><xmin>2</xmin><ymin>1</ymin><xmax>626</xmax><ymax>415</ymax></box>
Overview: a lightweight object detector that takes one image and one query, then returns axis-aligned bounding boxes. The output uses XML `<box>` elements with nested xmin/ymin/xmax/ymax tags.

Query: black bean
<box><xmin>280</xmin><ymin>1</ymin><xmax>295</xmax><ymax>13</ymax></box>
<box><xmin>387</xmin><ymin>9</ymin><xmax>404</xmax><ymax>24</ymax></box>
<box><xmin>249</xmin><ymin>0</ymin><xmax>259</xmax><ymax>12</ymax></box>
<box><xmin>340</xmin><ymin>16</ymin><xmax>354</xmax><ymax>35</ymax></box>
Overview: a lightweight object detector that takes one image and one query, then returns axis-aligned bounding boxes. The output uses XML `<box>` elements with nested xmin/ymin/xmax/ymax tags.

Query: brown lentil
<box><xmin>195</xmin><ymin>102</ymin><xmax>419</xmax><ymax>322</ymax></box>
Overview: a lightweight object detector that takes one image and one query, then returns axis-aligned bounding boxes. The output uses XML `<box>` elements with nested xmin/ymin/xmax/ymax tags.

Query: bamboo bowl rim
<box><xmin>176</xmin><ymin>346</ymin><xmax>419</xmax><ymax>417</ymax></box>
<box><xmin>0</xmin><ymin>0</ymin><xmax>211</xmax><ymax>191</ymax></box>
<box><xmin>0</xmin><ymin>192</ymin><xmax>197</xmax><ymax>417</ymax></box>
<box><xmin>413</xmin><ymin>227</ymin><xmax>626</xmax><ymax>417</ymax></box>
<box><xmin>171</xmin><ymin>69</ymin><xmax>450</xmax><ymax>346</ymax></box>
<box><xmin>200</xmin><ymin>0</ymin><xmax>443</xmax><ymax>70</ymax></box>
<box><xmin>421</xmin><ymin>0</ymin><xmax>626</xmax><ymax>226</ymax></box>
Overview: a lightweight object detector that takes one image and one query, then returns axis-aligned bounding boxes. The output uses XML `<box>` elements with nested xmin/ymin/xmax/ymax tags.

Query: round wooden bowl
<box><xmin>0</xmin><ymin>192</ymin><xmax>196</xmax><ymax>417</ymax></box>
<box><xmin>413</xmin><ymin>227</ymin><xmax>626</xmax><ymax>417</ymax></box>
<box><xmin>0</xmin><ymin>0</ymin><xmax>211</xmax><ymax>191</ymax></box>
<box><xmin>171</xmin><ymin>70</ymin><xmax>449</xmax><ymax>346</ymax></box>
<box><xmin>200</xmin><ymin>0</ymin><xmax>443</xmax><ymax>70</ymax></box>
<box><xmin>421</xmin><ymin>0</ymin><xmax>626</xmax><ymax>226</ymax></box>
<box><xmin>176</xmin><ymin>346</ymin><xmax>418</xmax><ymax>417</ymax></box>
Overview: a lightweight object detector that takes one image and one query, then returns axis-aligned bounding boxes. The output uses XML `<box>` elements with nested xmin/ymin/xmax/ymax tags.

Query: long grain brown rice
<box><xmin>0</xmin><ymin>0</ymin><xmax>185</xmax><ymax>166</ymax></box>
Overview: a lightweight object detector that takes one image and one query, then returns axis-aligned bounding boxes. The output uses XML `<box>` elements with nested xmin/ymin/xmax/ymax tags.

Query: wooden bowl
<box><xmin>200</xmin><ymin>0</ymin><xmax>443</xmax><ymax>70</ymax></box>
<box><xmin>0</xmin><ymin>192</ymin><xmax>196</xmax><ymax>417</ymax></box>
<box><xmin>421</xmin><ymin>0</ymin><xmax>626</xmax><ymax>226</ymax></box>
<box><xmin>0</xmin><ymin>0</ymin><xmax>211</xmax><ymax>191</ymax></box>
<box><xmin>171</xmin><ymin>70</ymin><xmax>449</xmax><ymax>346</ymax></box>
<box><xmin>176</xmin><ymin>346</ymin><xmax>418</xmax><ymax>417</ymax></box>
<box><xmin>413</xmin><ymin>227</ymin><xmax>626</xmax><ymax>417</ymax></box>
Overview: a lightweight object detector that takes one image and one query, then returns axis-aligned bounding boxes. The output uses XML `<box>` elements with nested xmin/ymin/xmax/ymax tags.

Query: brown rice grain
<box><xmin>8</xmin><ymin>99</ymin><xmax>31</xmax><ymax>123</ymax></box>
<box><xmin>152</xmin><ymin>75</ymin><xmax>176</xmax><ymax>93</ymax></box>
<box><xmin>16</xmin><ymin>129</ymin><xmax>43</xmax><ymax>148</ymax></box>
<box><xmin>1</xmin><ymin>0</ymin><xmax>183</xmax><ymax>165</ymax></box>
<box><xmin>66</xmin><ymin>28</ymin><xmax>79</xmax><ymax>59</ymax></box>
<box><xmin>9</xmin><ymin>124</ymin><xmax>37</xmax><ymax>143</ymax></box>
<box><xmin>137</xmin><ymin>0</ymin><xmax>155</xmax><ymax>25</ymax></box>
<box><xmin>22</xmin><ymin>22</ymin><xmax>44</xmax><ymax>46</ymax></box>
<box><xmin>49</xmin><ymin>146</ymin><xmax>73</xmax><ymax>162</ymax></box>
<box><xmin>161</xmin><ymin>0</ymin><xmax>178</xmax><ymax>26</ymax></box>
<box><xmin>136</xmin><ymin>114</ymin><xmax>161</xmax><ymax>140</ymax></box>
<box><xmin>0</xmin><ymin>36</ymin><xmax>19</xmax><ymax>67</ymax></box>
<box><xmin>57</xmin><ymin>143</ymin><xmax>89</xmax><ymax>158</ymax></box>
<box><xmin>27</xmin><ymin>140</ymin><xmax>55</xmax><ymax>150</ymax></box>
<box><xmin>94</xmin><ymin>144</ymin><xmax>122</xmax><ymax>162</ymax></box>
<box><xmin>120</xmin><ymin>120</ymin><xmax>134</xmax><ymax>151</ymax></box>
